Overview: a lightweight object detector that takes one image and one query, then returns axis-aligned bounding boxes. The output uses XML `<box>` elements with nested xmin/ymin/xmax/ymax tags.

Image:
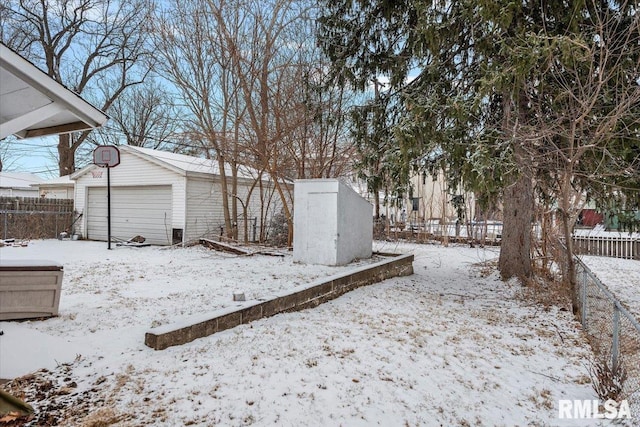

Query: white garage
<box><xmin>71</xmin><ymin>146</ymin><xmax>281</xmax><ymax>245</ymax></box>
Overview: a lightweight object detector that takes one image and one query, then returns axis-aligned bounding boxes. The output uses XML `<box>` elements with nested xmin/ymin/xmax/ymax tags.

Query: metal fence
<box><xmin>575</xmin><ymin>256</ymin><xmax>640</xmax><ymax>419</ymax></box>
<box><xmin>373</xmin><ymin>219</ymin><xmax>504</xmax><ymax>245</ymax></box>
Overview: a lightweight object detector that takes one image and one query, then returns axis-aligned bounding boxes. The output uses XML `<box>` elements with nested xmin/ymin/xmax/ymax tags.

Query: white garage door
<box><xmin>86</xmin><ymin>186</ymin><xmax>172</xmax><ymax>245</ymax></box>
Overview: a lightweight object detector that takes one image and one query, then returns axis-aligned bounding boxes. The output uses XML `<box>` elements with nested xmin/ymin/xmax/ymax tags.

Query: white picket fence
<box><xmin>572</xmin><ymin>227</ymin><xmax>640</xmax><ymax>260</ymax></box>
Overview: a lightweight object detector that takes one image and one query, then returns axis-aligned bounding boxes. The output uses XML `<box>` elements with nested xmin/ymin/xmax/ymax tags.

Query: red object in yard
<box><xmin>580</xmin><ymin>209</ymin><xmax>604</xmax><ymax>227</ymax></box>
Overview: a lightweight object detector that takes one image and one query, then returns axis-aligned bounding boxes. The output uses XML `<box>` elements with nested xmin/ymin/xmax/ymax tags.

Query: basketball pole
<box><xmin>92</xmin><ymin>145</ymin><xmax>120</xmax><ymax>250</ymax></box>
<box><xmin>107</xmin><ymin>165</ymin><xmax>112</xmax><ymax>250</ymax></box>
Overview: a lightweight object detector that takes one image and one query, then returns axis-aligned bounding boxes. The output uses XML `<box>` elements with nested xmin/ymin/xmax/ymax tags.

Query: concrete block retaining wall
<box><xmin>145</xmin><ymin>253</ymin><xmax>414</xmax><ymax>350</ymax></box>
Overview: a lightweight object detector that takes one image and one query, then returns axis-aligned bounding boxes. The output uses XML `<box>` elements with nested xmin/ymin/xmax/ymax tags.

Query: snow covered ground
<box><xmin>580</xmin><ymin>255</ymin><xmax>640</xmax><ymax>321</ymax></box>
<box><xmin>0</xmin><ymin>240</ymin><xmax>625</xmax><ymax>426</ymax></box>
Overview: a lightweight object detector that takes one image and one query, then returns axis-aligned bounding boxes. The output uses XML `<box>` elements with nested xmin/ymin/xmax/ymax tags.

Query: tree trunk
<box><xmin>499</xmin><ymin>167</ymin><xmax>534</xmax><ymax>280</ymax></box>
<box><xmin>58</xmin><ymin>134</ymin><xmax>75</xmax><ymax>176</ymax></box>
<box><xmin>215</xmin><ymin>156</ymin><xmax>234</xmax><ymax>240</ymax></box>
<box><xmin>560</xmin><ymin>209</ymin><xmax>579</xmax><ymax>313</ymax></box>
<box><xmin>559</xmin><ymin>173</ymin><xmax>579</xmax><ymax>314</ymax></box>
<box><xmin>374</xmin><ymin>189</ymin><xmax>380</xmax><ymax>219</ymax></box>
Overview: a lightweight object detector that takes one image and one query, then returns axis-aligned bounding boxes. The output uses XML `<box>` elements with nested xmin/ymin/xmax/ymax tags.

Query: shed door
<box><xmin>306</xmin><ymin>192</ymin><xmax>338</xmax><ymax>264</ymax></box>
<box><xmin>86</xmin><ymin>185</ymin><xmax>172</xmax><ymax>245</ymax></box>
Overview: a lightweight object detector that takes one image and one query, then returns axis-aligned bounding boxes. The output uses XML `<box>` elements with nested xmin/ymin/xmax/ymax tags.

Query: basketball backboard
<box><xmin>93</xmin><ymin>145</ymin><xmax>120</xmax><ymax>167</ymax></box>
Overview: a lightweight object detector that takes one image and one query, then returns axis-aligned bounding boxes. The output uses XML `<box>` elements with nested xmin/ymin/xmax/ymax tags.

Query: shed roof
<box><xmin>33</xmin><ymin>174</ymin><xmax>73</xmax><ymax>188</ymax></box>
<box><xmin>0</xmin><ymin>43</ymin><xmax>108</xmax><ymax>140</ymax></box>
<box><xmin>0</xmin><ymin>171</ymin><xmax>44</xmax><ymax>189</ymax></box>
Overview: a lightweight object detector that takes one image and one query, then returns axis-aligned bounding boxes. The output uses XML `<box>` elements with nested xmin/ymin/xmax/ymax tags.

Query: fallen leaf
<box><xmin>0</xmin><ymin>411</ymin><xmax>22</xmax><ymax>423</ymax></box>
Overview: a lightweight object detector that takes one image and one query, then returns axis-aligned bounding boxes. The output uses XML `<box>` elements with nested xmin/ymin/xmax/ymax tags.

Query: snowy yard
<box><xmin>580</xmin><ymin>255</ymin><xmax>640</xmax><ymax>321</ymax></box>
<box><xmin>0</xmin><ymin>240</ymin><xmax>618</xmax><ymax>426</ymax></box>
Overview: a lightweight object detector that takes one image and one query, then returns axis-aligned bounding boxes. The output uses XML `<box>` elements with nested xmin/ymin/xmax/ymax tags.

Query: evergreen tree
<box><xmin>318</xmin><ymin>0</ymin><xmax>640</xmax><ymax>291</ymax></box>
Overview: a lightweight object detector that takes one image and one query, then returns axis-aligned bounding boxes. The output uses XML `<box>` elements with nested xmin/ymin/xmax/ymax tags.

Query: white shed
<box><xmin>293</xmin><ymin>179</ymin><xmax>373</xmax><ymax>266</ymax></box>
<box><xmin>35</xmin><ymin>175</ymin><xmax>74</xmax><ymax>199</ymax></box>
<box><xmin>0</xmin><ymin>172</ymin><xmax>43</xmax><ymax>197</ymax></box>
<box><xmin>71</xmin><ymin>146</ymin><xmax>279</xmax><ymax>245</ymax></box>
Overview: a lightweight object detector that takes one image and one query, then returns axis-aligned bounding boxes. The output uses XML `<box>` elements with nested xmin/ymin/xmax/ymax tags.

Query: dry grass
<box><xmin>590</xmin><ymin>354</ymin><xmax>628</xmax><ymax>402</ymax></box>
<box><xmin>518</xmin><ymin>272</ymin><xmax>573</xmax><ymax>311</ymax></box>
<box><xmin>80</xmin><ymin>408</ymin><xmax>123</xmax><ymax>427</ymax></box>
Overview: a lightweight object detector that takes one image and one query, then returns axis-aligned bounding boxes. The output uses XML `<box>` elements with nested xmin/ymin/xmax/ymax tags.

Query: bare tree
<box><xmin>152</xmin><ymin>0</ymin><xmax>356</xmax><ymax>244</ymax></box>
<box><xmin>88</xmin><ymin>79</ymin><xmax>181</xmax><ymax>150</ymax></box>
<box><xmin>0</xmin><ymin>137</ymin><xmax>22</xmax><ymax>172</ymax></box>
<box><xmin>282</xmin><ymin>43</ymin><xmax>356</xmax><ymax>180</ymax></box>
<box><xmin>153</xmin><ymin>0</ymin><xmax>242</xmax><ymax>239</ymax></box>
<box><xmin>1</xmin><ymin>0</ymin><xmax>155</xmax><ymax>176</ymax></box>
<box><xmin>211</xmin><ymin>0</ymin><xmax>324</xmax><ymax>245</ymax></box>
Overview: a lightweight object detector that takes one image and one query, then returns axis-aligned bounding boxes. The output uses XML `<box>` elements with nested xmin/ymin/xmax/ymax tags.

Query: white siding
<box><xmin>184</xmin><ymin>177</ymin><xmax>277</xmax><ymax>243</ymax></box>
<box><xmin>409</xmin><ymin>171</ymin><xmax>476</xmax><ymax>222</ymax></box>
<box><xmin>234</xmin><ymin>181</ymin><xmax>282</xmax><ymax>243</ymax></box>
<box><xmin>0</xmin><ymin>188</ymin><xmax>39</xmax><ymax>197</ymax></box>
<box><xmin>39</xmin><ymin>186</ymin><xmax>74</xmax><ymax>199</ymax></box>
<box><xmin>184</xmin><ymin>177</ymin><xmax>225</xmax><ymax>243</ymax></box>
<box><xmin>74</xmin><ymin>151</ymin><xmax>186</xmax><ymax>240</ymax></box>
<box><xmin>73</xmin><ymin>147</ymin><xmax>285</xmax><ymax>245</ymax></box>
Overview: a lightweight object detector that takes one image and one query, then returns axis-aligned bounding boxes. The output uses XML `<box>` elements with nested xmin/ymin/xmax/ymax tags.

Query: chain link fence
<box><xmin>575</xmin><ymin>256</ymin><xmax>640</xmax><ymax>419</ymax></box>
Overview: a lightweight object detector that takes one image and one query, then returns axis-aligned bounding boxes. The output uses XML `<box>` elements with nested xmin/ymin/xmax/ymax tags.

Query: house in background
<box><xmin>407</xmin><ymin>170</ymin><xmax>477</xmax><ymax>225</ymax></box>
<box><xmin>71</xmin><ymin>145</ymin><xmax>283</xmax><ymax>245</ymax></box>
<box><xmin>34</xmin><ymin>175</ymin><xmax>74</xmax><ymax>199</ymax></box>
<box><xmin>0</xmin><ymin>171</ymin><xmax>43</xmax><ymax>197</ymax></box>
<box><xmin>346</xmin><ymin>171</ymin><xmax>482</xmax><ymax>226</ymax></box>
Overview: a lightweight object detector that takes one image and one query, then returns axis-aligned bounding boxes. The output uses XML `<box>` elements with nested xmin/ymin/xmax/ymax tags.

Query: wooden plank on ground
<box><xmin>200</xmin><ymin>238</ymin><xmax>249</xmax><ymax>255</ymax></box>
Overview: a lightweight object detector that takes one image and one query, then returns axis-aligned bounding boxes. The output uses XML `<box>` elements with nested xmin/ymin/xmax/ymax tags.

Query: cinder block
<box><xmin>349</xmin><ymin>270</ymin><xmax>372</xmax><ymax>285</ymax></box>
<box><xmin>332</xmin><ymin>276</ymin><xmax>350</xmax><ymax>291</ymax></box>
<box><xmin>296</xmin><ymin>287</ymin><xmax>323</xmax><ymax>305</ymax></box>
<box><xmin>240</xmin><ymin>304</ymin><xmax>263</xmax><ymax>324</ymax></box>
<box><xmin>217</xmin><ymin>312</ymin><xmax>242</xmax><ymax>332</ymax></box>
<box><xmin>262</xmin><ymin>299</ymin><xmax>282</xmax><ymax>317</ymax></box>
<box><xmin>189</xmin><ymin>321</ymin><xmax>208</xmax><ymax>341</ymax></box>
<box><xmin>280</xmin><ymin>294</ymin><xmax>297</xmax><ymax>311</ymax></box>
<box><xmin>144</xmin><ymin>332</ymin><xmax>159</xmax><ymax>349</ymax></box>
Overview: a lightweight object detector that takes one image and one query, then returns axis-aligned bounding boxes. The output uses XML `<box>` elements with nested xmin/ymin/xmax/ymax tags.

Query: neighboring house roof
<box><xmin>0</xmin><ymin>42</ymin><xmax>108</xmax><ymax>140</ymax></box>
<box><xmin>33</xmin><ymin>174</ymin><xmax>73</xmax><ymax>188</ymax></box>
<box><xmin>70</xmin><ymin>145</ymin><xmax>263</xmax><ymax>181</ymax></box>
<box><xmin>0</xmin><ymin>172</ymin><xmax>44</xmax><ymax>190</ymax></box>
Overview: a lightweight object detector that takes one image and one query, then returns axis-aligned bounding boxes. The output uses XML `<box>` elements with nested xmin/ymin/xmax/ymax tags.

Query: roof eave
<box><xmin>0</xmin><ymin>43</ymin><xmax>109</xmax><ymax>139</ymax></box>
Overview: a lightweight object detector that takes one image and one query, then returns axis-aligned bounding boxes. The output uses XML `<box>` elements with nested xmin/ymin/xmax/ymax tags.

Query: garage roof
<box><xmin>0</xmin><ymin>43</ymin><xmax>108</xmax><ymax>140</ymax></box>
<box><xmin>121</xmin><ymin>146</ymin><xmax>258</xmax><ymax>179</ymax></box>
<box><xmin>71</xmin><ymin>145</ymin><xmax>261</xmax><ymax>181</ymax></box>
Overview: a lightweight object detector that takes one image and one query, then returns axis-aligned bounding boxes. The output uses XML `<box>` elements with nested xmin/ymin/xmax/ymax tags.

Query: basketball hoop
<box><xmin>92</xmin><ymin>146</ymin><xmax>120</xmax><ymax>250</ymax></box>
<box><xmin>93</xmin><ymin>145</ymin><xmax>120</xmax><ymax>168</ymax></box>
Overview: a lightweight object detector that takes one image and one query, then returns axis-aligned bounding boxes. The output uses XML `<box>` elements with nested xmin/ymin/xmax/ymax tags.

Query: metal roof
<box><xmin>120</xmin><ymin>145</ymin><xmax>258</xmax><ymax>179</ymax></box>
<box><xmin>69</xmin><ymin>146</ymin><xmax>288</xmax><ymax>185</ymax></box>
<box><xmin>0</xmin><ymin>43</ymin><xmax>108</xmax><ymax>140</ymax></box>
